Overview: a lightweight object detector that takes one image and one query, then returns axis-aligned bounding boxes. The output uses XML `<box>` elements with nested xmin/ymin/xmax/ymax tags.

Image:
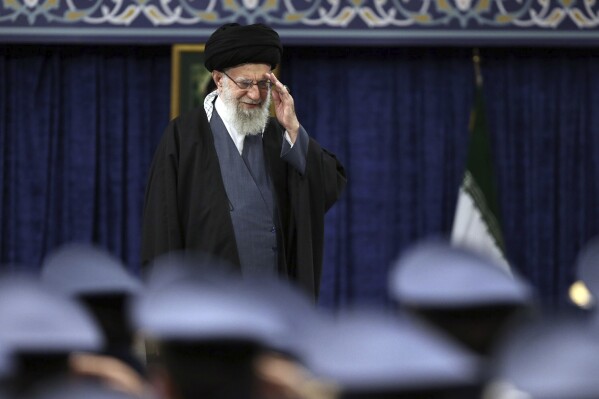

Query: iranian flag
<box><xmin>450</xmin><ymin>79</ymin><xmax>510</xmax><ymax>273</ymax></box>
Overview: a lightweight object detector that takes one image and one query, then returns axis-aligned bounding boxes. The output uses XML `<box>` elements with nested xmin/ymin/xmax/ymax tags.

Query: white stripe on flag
<box><xmin>451</xmin><ymin>186</ymin><xmax>511</xmax><ymax>274</ymax></box>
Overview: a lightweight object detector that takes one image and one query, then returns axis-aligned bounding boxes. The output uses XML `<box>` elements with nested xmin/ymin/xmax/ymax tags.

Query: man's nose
<box><xmin>246</xmin><ymin>84</ymin><xmax>261</xmax><ymax>100</ymax></box>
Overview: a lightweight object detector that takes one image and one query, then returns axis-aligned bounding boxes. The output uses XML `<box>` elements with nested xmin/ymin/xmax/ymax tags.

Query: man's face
<box><xmin>217</xmin><ymin>63</ymin><xmax>272</xmax><ymax>136</ymax></box>
<box><xmin>218</xmin><ymin>63</ymin><xmax>271</xmax><ymax>110</ymax></box>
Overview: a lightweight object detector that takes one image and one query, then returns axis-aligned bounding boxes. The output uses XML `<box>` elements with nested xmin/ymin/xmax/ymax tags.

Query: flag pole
<box><xmin>473</xmin><ymin>48</ymin><xmax>483</xmax><ymax>87</ymax></box>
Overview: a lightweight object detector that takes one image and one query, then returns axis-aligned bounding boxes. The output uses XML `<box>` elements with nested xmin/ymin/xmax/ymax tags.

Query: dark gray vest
<box><xmin>210</xmin><ymin>110</ymin><xmax>277</xmax><ymax>276</ymax></box>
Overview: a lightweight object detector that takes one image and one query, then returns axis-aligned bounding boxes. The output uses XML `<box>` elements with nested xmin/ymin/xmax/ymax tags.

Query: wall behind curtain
<box><xmin>0</xmin><ymin>45</ymin><xmax>170</xmax><ymax>275</ymax></box>
<box><xmin>1</xmin><ymin>45</ymin><xmax>598</xmax><ymax>310</ymax></box>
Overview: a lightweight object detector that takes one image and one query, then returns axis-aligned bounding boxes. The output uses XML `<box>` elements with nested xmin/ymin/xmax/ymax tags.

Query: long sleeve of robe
<box><xmin>140</xmin><ymin>106</ymin><xmax>346</xmax><ymax>300</ymax></box>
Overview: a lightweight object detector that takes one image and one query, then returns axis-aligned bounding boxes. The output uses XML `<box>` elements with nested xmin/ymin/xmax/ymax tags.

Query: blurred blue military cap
<box><xmin>229</xmin><ymin>275</ymin><xmax>330</xmax><ymax>356</ymax></box>
<box><xmin>41</xmin><ymin>243</ymin><xmax>142</xmax><ymax>297</ymax></box>
<box><xmin>131</xmin><ymin>278</ymin><xmax>286</xmax><ymax>347</ymax></box>
<box><xmin>143</xmin><ymin>250</ymin><xmax>238</xmax><ymax>291</ymax></box>
<box><xmin>237</xmin><ymin>275</ymin><xmax>327</xmax><ymax>328</ymax></box>
<box><xmin>0</xmin><ymin>276</ymin><xmax>103</xmax><ymax>353</ymax></box>
<box><xmin>488</xmin><ymin>317</ymin><xmax>599</xmax><ymax>399</ymax></box>
<box><xmin>295</xmin><ymin>310</ymin><xmax>480</xmax><ymax>393</ymax></box>
<box><xmin>389</xmin><ymin>240</ymin><xmax>533</xmax><ymax>308</ymax></box>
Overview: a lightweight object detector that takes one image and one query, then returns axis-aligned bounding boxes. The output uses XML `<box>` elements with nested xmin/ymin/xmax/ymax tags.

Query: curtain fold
<box><xmin>0</xmin><ymin>45</ymin><xmax>170</xmax><ymax>274</ymax></box>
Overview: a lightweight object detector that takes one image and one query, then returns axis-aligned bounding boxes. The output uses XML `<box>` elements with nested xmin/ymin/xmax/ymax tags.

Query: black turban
<box><xmin>204</xmin><ymin>23</ymin><xmax>283</xmax><ymax>72</ymax></box>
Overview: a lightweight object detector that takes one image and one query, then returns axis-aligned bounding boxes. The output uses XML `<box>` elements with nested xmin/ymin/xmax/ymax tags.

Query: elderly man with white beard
<box><xmin>141</xmin><ymin>23</ymin><xmax>346</xmax><ymax>300</ymax></box>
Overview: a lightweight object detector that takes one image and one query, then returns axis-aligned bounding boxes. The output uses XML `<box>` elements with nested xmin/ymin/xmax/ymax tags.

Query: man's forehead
<box><xmin>227</xmin><ymin>63</ymin><xmax>271</xmax><ymax>77</ymax></box>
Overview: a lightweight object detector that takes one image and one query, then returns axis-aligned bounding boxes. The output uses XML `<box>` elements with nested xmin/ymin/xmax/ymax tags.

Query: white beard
<box><xmin>219</xmin><ymin>80</ymin><xmax>271</xmax><ymax>136</ymax></box>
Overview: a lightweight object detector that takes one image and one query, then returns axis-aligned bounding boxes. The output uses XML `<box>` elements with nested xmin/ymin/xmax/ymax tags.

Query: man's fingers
<box><xmin>266</xmin><ymin>73</ymin><xmax>289</xmax><ymax>96</ymax></box>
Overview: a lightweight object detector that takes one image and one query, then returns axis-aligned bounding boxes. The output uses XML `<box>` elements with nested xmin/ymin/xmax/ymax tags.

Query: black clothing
<box><xmin>141</xmin><ymin>106</ymin><xmax>346</xmax><ymax>299</ymax></box>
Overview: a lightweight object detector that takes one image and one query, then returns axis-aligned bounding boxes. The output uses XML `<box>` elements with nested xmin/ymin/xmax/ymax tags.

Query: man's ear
<box><xmin>213</xmin><ymin>71</ymin><xmax>223</xmax><ymax>89</ymax></box>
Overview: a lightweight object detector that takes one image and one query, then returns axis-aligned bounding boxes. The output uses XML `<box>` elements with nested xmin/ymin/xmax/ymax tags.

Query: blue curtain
<box><xmin>481</xmin><ymin>48</ymin><xmax>599</xmax><ymax>309</ymax></box>
<box><xmin>282</xmin><ymin>47</ymin><xmax>599</xmax><ymax>310</ymax></box>
<box><xmin>282</xmin><ymin>48</ymin><xmax>474</xmax><ymax>308</ymax></box>
<box><xmin>0</xmin><ymin>45</ymin><xmax>170</xmax><ymax>274</ymax></box>
<box><xmin>2</xmin><ymin>45</ymin><xmax>598</xmax><ymax>311</ymax></box>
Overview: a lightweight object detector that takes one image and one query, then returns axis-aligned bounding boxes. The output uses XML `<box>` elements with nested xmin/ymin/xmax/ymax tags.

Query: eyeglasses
<box><xmin>221</xmin><ymin>70</ymin><xmax>272</xmax><ymax>91</ymax></box>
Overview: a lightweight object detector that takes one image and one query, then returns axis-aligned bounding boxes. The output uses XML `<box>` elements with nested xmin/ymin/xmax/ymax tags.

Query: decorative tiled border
<box><xmin>3</xmin><ymin>0</ymin><xmax>599</xmax><ymax>44</ymax></box>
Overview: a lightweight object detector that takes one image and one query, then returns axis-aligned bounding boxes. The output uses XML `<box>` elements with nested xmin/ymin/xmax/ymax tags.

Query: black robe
<box><xmin>140</xmin><ymin>106</ymin><xmax>346</xmax><ymax>299</ymax></box>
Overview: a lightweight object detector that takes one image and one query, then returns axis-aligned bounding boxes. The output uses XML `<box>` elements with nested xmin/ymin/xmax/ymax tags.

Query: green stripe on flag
<box><xmin>465</xmin><ymin>83</ymin><xmax>505</xmax><ymax>253</ymax></box>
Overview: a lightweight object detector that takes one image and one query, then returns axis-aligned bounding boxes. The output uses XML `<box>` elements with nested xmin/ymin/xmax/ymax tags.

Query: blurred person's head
<box><xmin>294</xmin><ymin>309</ymin><xmax>482</xmax><ymax>399</ymax></box>
<box><xmin>41</xmin><ymin>243</ymin><xmax>147</xmax><ymax>387</ymax></box>
<box><xmin>485</xmin><ymin>315</ymin><xmax>599</xmax><ymax>399</ymax></box>
<box><xmin>131</xmin><ymin>270</ymin><xmax>288</xmax><ymax>399</ymax></box>
<box><xmin>389</xmin><ymin>240</ymin><xmax>536</xmax><ymax>356</ymax></box>
<box><xmin>41</xmin><ymin>243</ymin><xmax>142</xmax><ymax>347</ymax></box>
<box><xmin>0</xmin><ymin>275</ymin><xmax>102</xmax><ymax>395</ymax></box>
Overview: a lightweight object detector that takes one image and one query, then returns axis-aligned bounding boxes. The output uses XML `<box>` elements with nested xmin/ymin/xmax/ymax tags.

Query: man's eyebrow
<box><xmin>238</xmin><ymin>77</ymin><xmax>270</xmax><ymax>82</ymax></box>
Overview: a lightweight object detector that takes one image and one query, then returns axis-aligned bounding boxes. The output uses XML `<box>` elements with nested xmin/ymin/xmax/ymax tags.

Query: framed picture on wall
<box><xmin>170</xmin><ymin>44</ymin><xmax>213</xmax><ymax>120</ymax></box>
